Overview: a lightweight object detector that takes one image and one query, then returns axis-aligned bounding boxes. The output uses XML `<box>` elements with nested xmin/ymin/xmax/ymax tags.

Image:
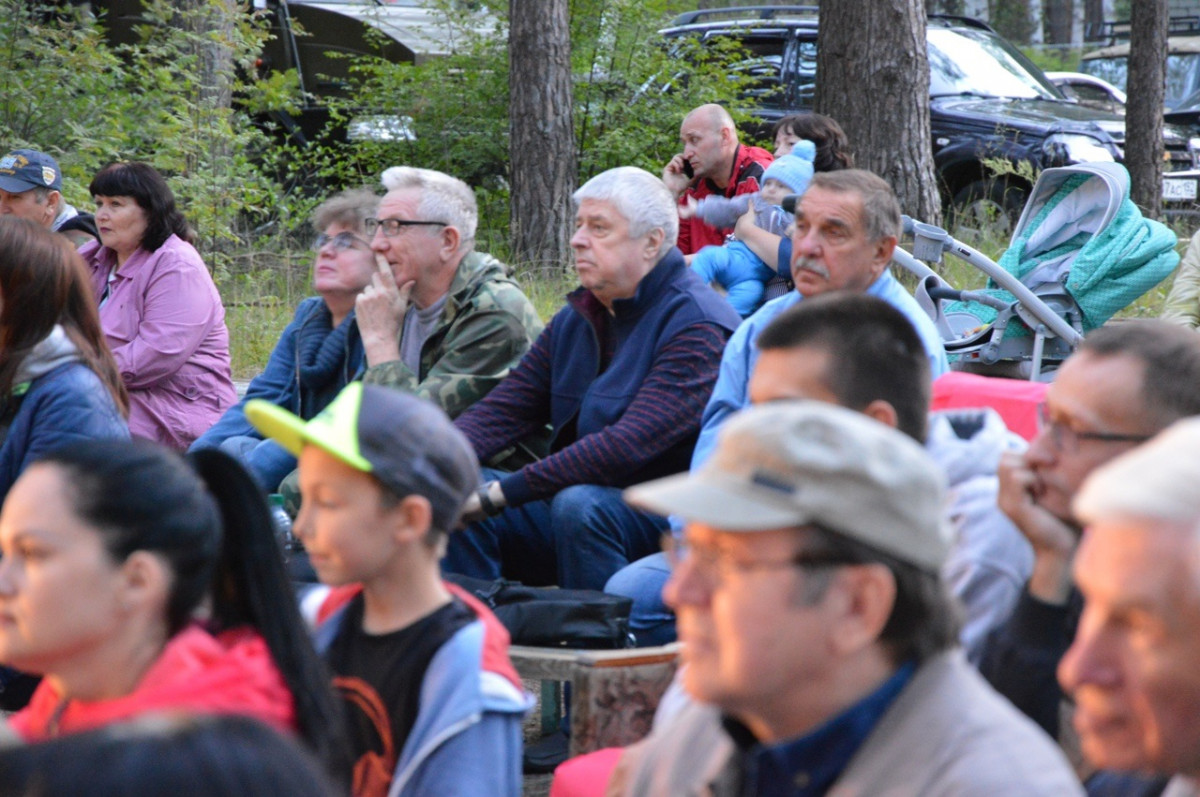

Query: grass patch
<box><xmin>217</xmin><ymin>249</ymin><xmax>312</xmax><ymax>380</ymax></box>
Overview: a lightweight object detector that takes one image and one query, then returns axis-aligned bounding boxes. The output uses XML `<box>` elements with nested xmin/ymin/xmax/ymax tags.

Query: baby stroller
<box><xmin>893</xmin><ymin>162</ymin><xmax>1180</xmax><ymax>381</ymax></box>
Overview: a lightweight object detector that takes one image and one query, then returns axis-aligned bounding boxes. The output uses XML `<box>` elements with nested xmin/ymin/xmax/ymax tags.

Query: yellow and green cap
<box><xmin>246</xmin><ymin>382</ymin><xmax>480</xmax><ymax>531</ymax></box>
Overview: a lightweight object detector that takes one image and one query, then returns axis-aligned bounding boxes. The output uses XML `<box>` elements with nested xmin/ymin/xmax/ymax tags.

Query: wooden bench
<box><xmin>510</xmin><ymin>643</ymin><xmax>681</xmax><ymax>757</ymax></box>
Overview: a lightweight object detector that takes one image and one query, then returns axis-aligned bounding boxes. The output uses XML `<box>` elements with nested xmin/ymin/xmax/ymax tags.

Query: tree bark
<box><xmin>1126</xmin><ymin>0</ymin><xmax>1167</xmax><ymax>219</ymax></box>
<box><xmin>1043</xmin><ymin>0</ymin><xmax>1074</xmax><ymax>45</ymax></box>
<box><xmin>989</xmin><ymin>0</ymin><xmax>1035</xmax><ymax>45</ymax></box>
<box><xmin>1083</xmin><ymin>0</ymin><xmax>1106</xmax><ymax>41</ymax></box>
<box><xmin>172</xmin><ymin>0</ymin><xmax>236</xmax><ymax>172</ymax></box>
<box><xmin>508</xmin><ymin>0</ymin><xmax>576</xmax><ymax>271</ymax></box>
<box><xmin>815</xmin><ymin>0</ymin><xmax>941</xmax><ymax>224</ymax></box>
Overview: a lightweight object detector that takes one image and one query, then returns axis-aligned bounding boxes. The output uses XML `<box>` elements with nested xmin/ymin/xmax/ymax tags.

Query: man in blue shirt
<box><xmin>694</xmin><ymin>168</ymin><xmax>947</xmax><ymax>468</ymax></box>
<box><xmin>608</xmin><ymin>403</ymin><xmax>1081</xmax><ymax>796</ymax></box>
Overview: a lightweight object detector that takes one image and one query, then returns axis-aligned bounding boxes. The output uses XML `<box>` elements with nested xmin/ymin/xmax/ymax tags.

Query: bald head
<box><xmin>680</xmin><ymin>104</ymin><xmax>740</xmax><ymax>185</ymax></box>
<box><xmin>684</xmin><ymin>104</ymin><xmax>735</xmax><ymax>135</ymax></box>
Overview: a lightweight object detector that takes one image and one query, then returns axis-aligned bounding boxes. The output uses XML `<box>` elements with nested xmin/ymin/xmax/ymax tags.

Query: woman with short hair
<box><xmin>79</xmin><ymin>162</ymin><xmax>236</xmax><ymax>450</ymax></box>
<box><xmin>189</xmin><ymin>188</ymin><xmax>376</xmax><ymax>492</ymax></box>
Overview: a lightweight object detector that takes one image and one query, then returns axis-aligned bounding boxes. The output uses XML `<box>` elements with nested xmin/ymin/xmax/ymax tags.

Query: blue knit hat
<box><xmin>762</xmin><ymin>140</ymin><xmax>817</xmax><ymax>195</ymax></box>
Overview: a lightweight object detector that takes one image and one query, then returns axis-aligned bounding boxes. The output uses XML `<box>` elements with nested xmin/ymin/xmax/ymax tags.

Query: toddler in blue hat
<box><xmin>681</xmin><ymin>140</ymin><xmax>815</xmax><ymax>316</ymax></box>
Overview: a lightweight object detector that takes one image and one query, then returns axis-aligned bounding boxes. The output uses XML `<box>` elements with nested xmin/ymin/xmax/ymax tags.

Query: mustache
<box><xmin>792</xmin><ymin>256</ymin><xmax>830</xmax><ymax>279</ymax></box>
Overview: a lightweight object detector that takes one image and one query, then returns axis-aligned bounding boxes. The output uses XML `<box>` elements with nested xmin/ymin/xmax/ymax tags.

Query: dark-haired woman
<box><xmin>0</xmin><ymin>216</ymin><xmax>129</xmax><ymax>500</ymax></box>
<box><xmin>79</xmin><ymin>162</ymin><xmax>236</xmax><ymax>450</ymax></box>
<box><xmin>0</xmin><ymin>440</ymin><xmax>347</xmax><ymax>780</ymax></box>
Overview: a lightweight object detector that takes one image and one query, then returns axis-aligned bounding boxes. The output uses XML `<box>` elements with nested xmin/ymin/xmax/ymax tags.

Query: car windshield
<box><xmin>928</xmin><ymin>27</ymin><xmax>1060</xmax><ymax>99</ymax></box>
<box><xmin>1082</xmin><ymin>54</ymin><xmax>1200</xmax><ymax>108</ymax></box>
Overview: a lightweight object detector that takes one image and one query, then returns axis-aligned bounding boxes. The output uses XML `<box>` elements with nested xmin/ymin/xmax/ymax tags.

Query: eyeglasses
<box><xmin>662</xmin><ymin>534</ymin><xmax>852</xmax><ymax>588</ymax></box>
<box><xmin>1036</xmin><ymin>402</ymin><xmax>1151</xmax><ymax>454</ymax></box>
<box><xmin>312</xmin><ymin>231</ymin><xmax>370</xmax><ymax>251</ymax></box>
<box><xmin>364</xmin><ymin>217</ymin><xmax>448</xmax><ymax>238</ymax></box>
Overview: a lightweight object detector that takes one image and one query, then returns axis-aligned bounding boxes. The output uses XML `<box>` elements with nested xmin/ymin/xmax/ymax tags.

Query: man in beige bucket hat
<box><xmin>607</xmin><ymin>401</ymin><xmax>1082</xmax><ymax>796</ymax></box>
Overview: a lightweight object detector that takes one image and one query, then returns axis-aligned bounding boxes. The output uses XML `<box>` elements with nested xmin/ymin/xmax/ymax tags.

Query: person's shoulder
<box><xmin>457</xmin><ymin>252</ymin><xmax>539</xmax><ymax>311</ymax></box>
<box><xmin>898</xmin><ymin>653</ymin><xmax>1080</xmax><ymax>786</ymax></box>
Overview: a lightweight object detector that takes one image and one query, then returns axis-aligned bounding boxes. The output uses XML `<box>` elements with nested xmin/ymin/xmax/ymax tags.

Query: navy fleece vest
<box><xmin>547</xmin><ymin>248</ymin><xmax>740</xmax><ymax>483</ymax></box>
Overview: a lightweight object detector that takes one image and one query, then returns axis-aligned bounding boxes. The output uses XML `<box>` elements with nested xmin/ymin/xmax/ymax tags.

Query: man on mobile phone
<box><xmin>661</xmin><ymin>104</ymin><xmax>772</xmax><ymax>255</ymax></box>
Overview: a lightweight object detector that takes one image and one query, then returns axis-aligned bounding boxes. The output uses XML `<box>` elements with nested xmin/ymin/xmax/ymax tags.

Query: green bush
<box><xmin>0</xmin><ymin>0</ymin><xmax>290</xmax><ymax>271</ymax></box>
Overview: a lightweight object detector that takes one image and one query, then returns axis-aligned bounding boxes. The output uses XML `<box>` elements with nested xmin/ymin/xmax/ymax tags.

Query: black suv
<box><xmin>661</xmin><ymin>6</ymin><xmax>1197</xmax><ymax>215</ymax></box>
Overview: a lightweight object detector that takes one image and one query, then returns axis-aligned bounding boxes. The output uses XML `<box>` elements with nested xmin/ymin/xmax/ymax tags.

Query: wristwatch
<box><xmin>476</xmin><ymin>480</ymin><xmax>506</xmax><ymax>516</ymax></box>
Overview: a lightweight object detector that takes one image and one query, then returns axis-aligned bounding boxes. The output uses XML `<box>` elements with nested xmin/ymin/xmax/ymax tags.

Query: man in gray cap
<box><xmin>0</xmin><ymin>148</ymin><xmax>96</xmax><ymax>246</ymax></box>
<box><xmin>607</xmin><ymin>402</ymin><xmax>1081</xmax><ymax>796</ymax></box>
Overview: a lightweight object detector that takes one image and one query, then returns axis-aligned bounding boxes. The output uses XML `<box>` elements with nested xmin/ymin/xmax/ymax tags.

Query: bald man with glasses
<box><xmin>977</xmin><ymin>320</ymin><xmax>1200</xmax><ymax>741</ymax></box>
<box><xmin>354</xmin><ymin>167</ymin><xmax>543</xmax><ymax>461</ymax></box>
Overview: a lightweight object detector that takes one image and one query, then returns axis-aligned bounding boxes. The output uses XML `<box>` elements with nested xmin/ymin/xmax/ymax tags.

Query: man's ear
<box><xmin>870</xmin><ymin>235</ymin><xmax>898</xmax><ymax>276</ymax></box>
<box><xmin>827</xmin><ymin>564</ymin><xmax>896</xmax><ymax>656</ymax></box>
<box><xmin>861</xmin><ymin>399</ymin><xmax>899</xmax><ymax>431</ymax></box>
<box><xmin>439</xmin><ymin>225</ymin><xmax>462</xmax><ymax>260</ymax></box>
<box><xmin>644</xmin><ymin>228</ymin><xmax>665</xmax><ymax>259</ymax></box>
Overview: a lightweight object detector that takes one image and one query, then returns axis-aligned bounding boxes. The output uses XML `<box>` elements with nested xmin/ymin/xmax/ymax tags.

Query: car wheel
<box><xmin>949</xmin><ymin>178</ymin><xmax>1028</xmax><ymax>246</ymax></box>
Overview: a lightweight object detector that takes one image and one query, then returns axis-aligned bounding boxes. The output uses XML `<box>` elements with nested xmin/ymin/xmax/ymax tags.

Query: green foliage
<box><xmin>570</xmin><ymin>0</ymin><xmax>759</xmax><ymax>178</ymax></box>
<box><xmin>0</xmin><ymin>0</ymin><xmax>291</xmax><ymax>271</ymax></box>
<box><xmin>981</xmin><ymin>155</ymin><xmax>1039</xmax><ymax>186</ymax></box>
<box><xmin>1023</xmin><ymin>45</ymin><xmax>1082</xmax><ymax>73</ymax></box>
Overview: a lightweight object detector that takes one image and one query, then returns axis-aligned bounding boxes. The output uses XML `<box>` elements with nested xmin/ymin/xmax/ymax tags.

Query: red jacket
<box><xmin>12</xmin><ymin>625</ymin><xmax>296</xmax><ymax>741</ymax></box>
<box><xmin>677</xmin><ymin>144</ymin><xmax>774</xmax><ymax>255</ymax></box>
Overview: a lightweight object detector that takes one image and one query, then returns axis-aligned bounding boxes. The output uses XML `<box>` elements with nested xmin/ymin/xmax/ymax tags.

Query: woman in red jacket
<box><xmin>0</xmin><ymin>439</ymin><xmax>347</xmax><ymax>780</ymax></box>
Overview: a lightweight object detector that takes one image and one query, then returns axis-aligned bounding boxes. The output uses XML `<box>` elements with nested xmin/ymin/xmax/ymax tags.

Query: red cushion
<box><xmin>931</xmin><ymin>371</ymin><xmax>1048</xmax><ymax>442</ymax></box>
<box><xmin>550</xmin><ymin>747</ymin><xmax>624</xmax><ymax>797</ymax></box>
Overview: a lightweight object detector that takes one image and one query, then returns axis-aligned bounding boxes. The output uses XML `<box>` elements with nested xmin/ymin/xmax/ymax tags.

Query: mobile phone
<box><xmin>682</xmin><ymin>159</ymin><xmax>694</xmax><ymax>179</ymax></box>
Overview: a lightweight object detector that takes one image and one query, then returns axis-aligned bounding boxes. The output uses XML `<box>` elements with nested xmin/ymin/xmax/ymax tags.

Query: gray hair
<box><xmin>1075</xmin><ymin>417</ymin><xmax>1200</xmax><ymax>527</ymax></box>
<box><xmin>310</xmin><ymin>188</ymin><xmax>378</xmax><ymax>235</ymax></box>
<box><xmin>573</xmin><ymin>167</ymin><xmax>678</xmax><ymax>257</ymax></box>
<box><xmin>380</xmin><ymin>166</ymin><xmax>478</xmax><ymax>249</ymax></box>
<box><xmin>807</xmin><ymin>169</ymin><xmax>901</xmax><ymax>243</ymax></box>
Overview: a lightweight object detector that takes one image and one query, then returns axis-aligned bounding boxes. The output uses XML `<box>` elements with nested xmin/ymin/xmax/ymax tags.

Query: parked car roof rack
<box><xmin>670</xmin><ymin>5</ymin><xmax>818</xmax><ymax>26</ymax></box>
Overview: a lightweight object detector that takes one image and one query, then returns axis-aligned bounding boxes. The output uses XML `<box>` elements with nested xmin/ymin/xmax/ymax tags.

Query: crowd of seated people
<box><xmin>1</xmin><ymin>109</ymin><xmax>1199</xmax><ymax>797</ymax></box>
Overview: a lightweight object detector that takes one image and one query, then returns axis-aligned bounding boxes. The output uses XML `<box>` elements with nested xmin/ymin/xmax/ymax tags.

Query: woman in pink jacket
<box><xmin>79</xmin><ymin>162</ymin><xmax>236</xmax><ymax>450</ymax></box>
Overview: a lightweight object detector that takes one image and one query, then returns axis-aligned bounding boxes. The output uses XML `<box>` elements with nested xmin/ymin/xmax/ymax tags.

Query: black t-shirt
<box><xmin>324</xmin><ymin>595</ymin><xmax>474</xmax><ymax>797</ymax></box>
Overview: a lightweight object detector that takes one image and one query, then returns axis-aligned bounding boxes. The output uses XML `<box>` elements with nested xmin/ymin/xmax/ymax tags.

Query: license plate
<box><xmin>1163</xmin><ymin>177</ymin><xmax>1198</xmax><ymax>201</ymax></box>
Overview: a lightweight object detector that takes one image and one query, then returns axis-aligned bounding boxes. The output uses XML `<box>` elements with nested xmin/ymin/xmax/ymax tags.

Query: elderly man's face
<box><xmin>571</xmin><ymin>198</ymin><xmax>658</xmax><ymax>310</ymax></box>
<box><xmin>664</xmin><ymin>523</ymin><xmax>841</xmax><ymax>733</ymax></box>
<box><xmin>0</xmin><ymin>188</ymin><xmax>55</xmax><ymax>228</ymax></box>
<box><xmin>789</xmin><ymin>186</ymin><xmax>892</xmax><ymax>297</ymax></box>
<box><xmin>369</xmin><ymin>188</ymin><xmax>447</xmax><ymax>293</ymax></box>
<box><xmin>1024</xmin><ymin>352</ymin><xmax>1153</xmax><ymax>523</ymax></box>
<box><xmin>1059</xmin><ymin>520</ymin><xmax>1200</xmax><ymax>777</ymax></box>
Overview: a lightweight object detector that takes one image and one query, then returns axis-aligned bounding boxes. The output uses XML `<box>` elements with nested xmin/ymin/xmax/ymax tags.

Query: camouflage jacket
<box><xmin>362</xmin><ymin>250</ymin><xmax>547</xmax><ymax>465</ymax></box>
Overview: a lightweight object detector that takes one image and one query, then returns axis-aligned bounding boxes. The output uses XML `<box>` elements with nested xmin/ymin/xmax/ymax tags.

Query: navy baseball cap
<box><xmin>246</xmin><ymin>383</ymin><xmax>481</xmax><ymax>532</ymax></box>
<box><xmin>0</xmin><ymin>149</ymin><xmax>62</xmax><ymax>193</ymax></box>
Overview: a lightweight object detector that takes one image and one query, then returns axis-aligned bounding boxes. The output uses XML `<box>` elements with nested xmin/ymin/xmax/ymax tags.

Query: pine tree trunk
<box><xmin>1126</xmin><ymin>0</ymin><xmax>1168</xmax><ymax>219</ymax></box>
<box><xmin>1043</xmin><ymin>0</ymin><xmax>1074</xmax><ymax>45</ymax></box>
<box><xmin>508</xmin><ymin>0</ymin><xmax>576</xmax><ymax>272</ymax></box>
<box><xmin>815</xmin><ymin>0</ymin><xmax>941</xmax><ymax>225</ymax></box>
<box><xmin>1083</xmin><ymin>0</ymin><xmax>1106</xmax><ymax>41</ymax></box>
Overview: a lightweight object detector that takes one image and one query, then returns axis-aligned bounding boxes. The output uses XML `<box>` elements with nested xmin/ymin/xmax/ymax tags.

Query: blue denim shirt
<box><xmin>727</xmin><ymin>661</ymin><xmax>916</xmax><ymax>797</ymax></box>
<box><xmin>691</xmin><ymin>270</ymin><xmax>949</xmax><ymax>470</ymax></box>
